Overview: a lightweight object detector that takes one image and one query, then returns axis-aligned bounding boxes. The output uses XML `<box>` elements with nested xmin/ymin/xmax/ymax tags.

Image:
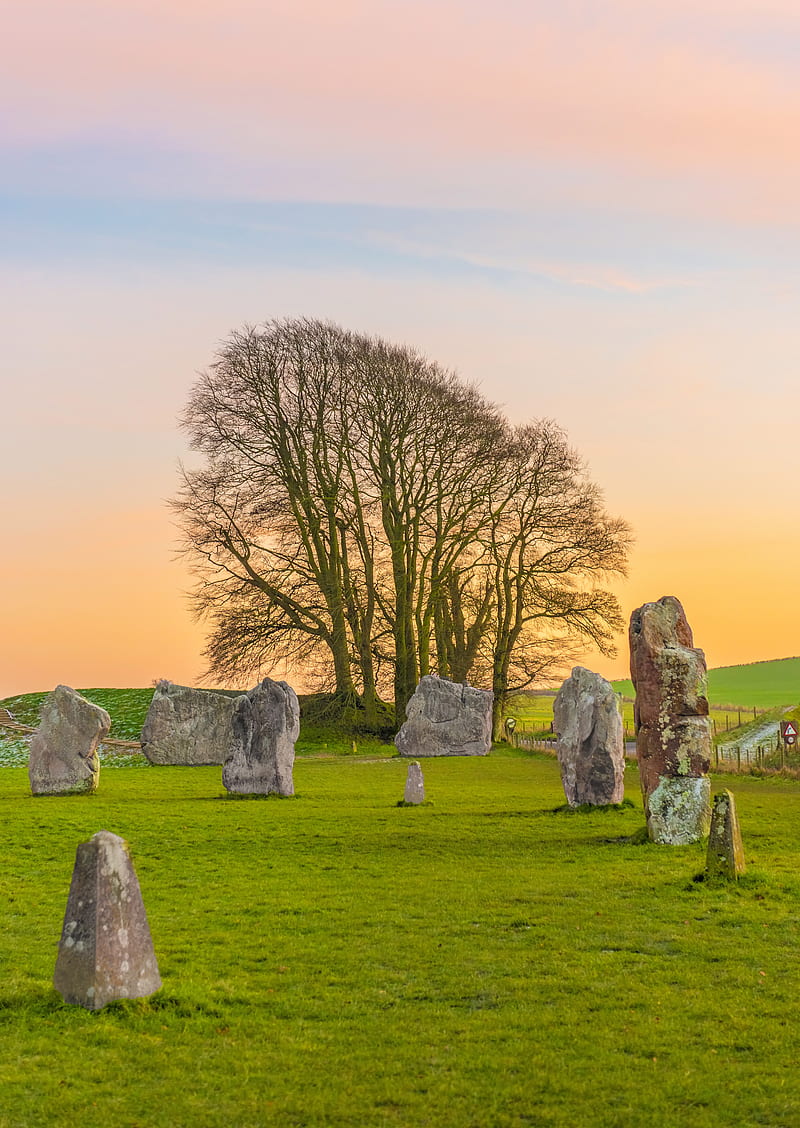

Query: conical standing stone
<box><xmin>706</xmin><ymin>790</ymin><xmax>746</xmax><ymax>880</ymax></box>
<box><xmin>54</xmin><ymin>831</ymin><xmax>161</xmax><ymax>1010</ymax></box>
<box><xmin>404</xmin><ymin>761</ymin><xmax>425</xmax><ymax>804</ymax></box>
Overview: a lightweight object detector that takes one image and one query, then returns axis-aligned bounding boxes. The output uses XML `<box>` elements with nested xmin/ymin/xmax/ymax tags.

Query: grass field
<box><xmin>612</xmin><ymin>656</ymin><xmax>800</xmax><ymax>710</ymax></box>
<box><xmin>0</xmin><ymin>752</ymin><xmax>799</xmax><ymax>1127</ymax></box>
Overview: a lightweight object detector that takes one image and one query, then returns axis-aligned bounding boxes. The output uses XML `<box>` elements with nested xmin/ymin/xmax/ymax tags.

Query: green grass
<box><xmin>612</xmin><ymin>656</ymin><xmax>800</xmax><ymax>709</ymax></box>
<box><xmin>0</xmin><ymin>754</ymin><xmax>799</xmax><ymax>1126</ymax></box>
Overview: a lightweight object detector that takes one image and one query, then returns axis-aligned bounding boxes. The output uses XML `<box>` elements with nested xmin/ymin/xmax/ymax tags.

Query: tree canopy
<box><xmin>174</xmin><ymin>318</ymin><xmax>631</xmax><ymax>733</ymax></box>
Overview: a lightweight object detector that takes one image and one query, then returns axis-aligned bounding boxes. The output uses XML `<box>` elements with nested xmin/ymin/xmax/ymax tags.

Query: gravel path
<box><xmin>717</xmin><ymin>718</ymin><xmax>781</xmax><ymax>762</ymax></box>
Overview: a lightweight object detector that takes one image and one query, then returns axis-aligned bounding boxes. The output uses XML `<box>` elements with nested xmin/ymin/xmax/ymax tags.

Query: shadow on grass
<box><xmin>550</xmin><ymin>798</ymin><xmax>638</xmax><ymax>815</ymax></box>
<box><xmin>0</xmin><ymin>985</ymin><xmax>63</xmax><ymax>1016</ymax></box>
<box><xmin>0</xmin><ymin>986</ymin><xmax>223</xmax><ymax>1021</ymax></box>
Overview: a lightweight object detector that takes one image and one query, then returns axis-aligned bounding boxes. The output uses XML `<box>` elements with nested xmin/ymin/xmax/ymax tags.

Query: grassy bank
<box><xmin>0</xmin><ymin>754</ymin><xmax>798</xmax><ymax>1126</ymax></box>
<box><xmin>612</xmin><ymin>655</ymin><xmax>800</xmax><ymax>709</ymax></box>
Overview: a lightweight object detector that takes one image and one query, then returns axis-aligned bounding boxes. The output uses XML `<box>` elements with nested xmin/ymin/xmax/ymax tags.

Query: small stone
<box><xmin>404</xmin><ymin>761</ymin><xmax>425</xmax><ymax>804</ymax></box>
<box><xmin>223</xmin><ymin>678</ymin><xmax>299</xmax><ymax>796</ymax></box>
<box><xmin>395</xmin><ymin>676</ymin><xmax>492</xmax><ymax>757</ymax></box>
<box><xmin>553</xmin><ymin>667</ymin><xmax>624</xmax><ymax>806</ymax></box>
<box><xmin>706</xmin><ymin>789</ymin><xmax>746</xmax><ymax>879</ymax></box>
<box><xmin>141</xmin><ymin>681</ymin><xmax>241</xmax><ymax>765</ymax></box>
<box><xmin>29</xmin><ymin>685</ymin><xmax>110</xmax><ymax>796</ymax></box>
<box><xmin>54</xmin><ymin>831</ymin><xmax>161</xmax><ymax>1010</ymax></box>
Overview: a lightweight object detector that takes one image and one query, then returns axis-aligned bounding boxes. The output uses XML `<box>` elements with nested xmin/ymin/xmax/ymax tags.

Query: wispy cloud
<box><xmin>4</xmin><ymin>1</ymin><xmax>800</xmax><ymax>226</ymax></box>
<box><xmin>362</xmin><ymin>230</ymin><xmax>699</xmax><ymax>293</ymax></box>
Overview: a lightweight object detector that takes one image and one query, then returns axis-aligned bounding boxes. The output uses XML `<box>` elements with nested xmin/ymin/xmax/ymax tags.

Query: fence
<box><xmin>714</xmin><ymin>739</ymin><xmax>799</xmax><ymax>774</ymax></box>
<box><xmin>509</xmin><ymin>730</ymin><xmax>558</xmax><ymax>754</ymax></box>
<box><xmin>508</xmin><ymin>723</ymin><xmax>798</xmax><ymax>776</ymax></box>
<box><xmin>0</xmin><ymin>712</ymin><xmax>141</xmax><ymax>751</ymax></box>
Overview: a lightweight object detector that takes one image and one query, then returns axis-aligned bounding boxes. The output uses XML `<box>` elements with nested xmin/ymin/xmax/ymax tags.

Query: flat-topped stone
<box><xmin>141</xmin><ymin>681</ymin><xmax>241</xmax><ymax>765</ymax></box>
<box><xmin>29</xmin><ymin>685</ymin><xmax>110</xmax><ymax>795</ymax></box>
<box><xmin>54</xmin><ymin>830</ymin><xmax>161</xmax><ymax>1010</ymax></box>
<box><xmin>395</xmin><ymin>676</ymin><xmax>492</xmax><ymax>757</ymax></box>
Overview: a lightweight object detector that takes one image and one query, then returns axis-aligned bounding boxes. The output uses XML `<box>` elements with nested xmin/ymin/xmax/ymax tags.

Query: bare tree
<box><xmin>484</xmin><ymin>422</ymin><xmax>630</xmax><ymax>737</ymax></box>
<box><xmin>175</xmin><ymin>319</ymin><xmax>503</xmax><ymax>724</ymax></box>
<box><xmin>174</xmin><ymin>319</ymin><xmax>630</xmax><ymax>733</ymax></box>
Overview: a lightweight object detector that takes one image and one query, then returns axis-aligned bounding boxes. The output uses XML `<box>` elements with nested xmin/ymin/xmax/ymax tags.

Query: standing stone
<box><xmin>629</xmin><ymin>596</ymin><xmax>712</xmax><ymax>844</ymax></box>
<box><xmin>553</xmin><ymin>667</ymin><xmax>624</xmax><ymax>806</ymax></box>
<box><xmin>223</xmin><ymin>678</ymin><xmax>299</xmax><ymax>796</ymax></box>
<box><xmin>706</xmin><ymin>789</ymin><xmax>746</xmax><ymax>879</ymax></box>
<box><xmin>395</xmin><ymin>676</ymin><xmax>493</xmax><ymax>757</ymax></box>
<box><xmin>141</xmin><ymin>681</ymin><xmax>241</xmax><ymax>765</ymax></box>
<box><xmin>29</xmin><ymin>685</ymin><xmax>110</xmax><ymax>796</ymax></box>
<box><xmin>53</xmin><ymin>831</ymin><xmax>161</xmax><ymax>1010</ymax></box>
<box><xmin>403</xmin><ymin>761</ymin><xmax>425</xmax><ymax>804</ymax></box>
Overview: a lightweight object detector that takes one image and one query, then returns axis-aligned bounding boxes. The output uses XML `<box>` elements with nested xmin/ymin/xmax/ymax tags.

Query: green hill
<box><xmin>0</xmin><ymin>687</ymin><xmax>154</xmax><ymax>739</ymax></box>
<box><xmin>612</xmin><ymin>656</ymin><xmax>800</xmax><ymax>709</ymax></box>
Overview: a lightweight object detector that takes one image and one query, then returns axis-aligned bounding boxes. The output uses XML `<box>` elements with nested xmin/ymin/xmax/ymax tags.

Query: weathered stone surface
<box><xmin>395</xmin><ymin>676</ymin><xmax>492</xmax><ymax>757</ymax></box>
<box><xmin>53</xmin><ymin>831</ymin><xmax>161</xmax><ymax>1010</ymax></box>
<box><xmin>141</xmin><ymin>681</ymin><xmax>241</xmax><ymax>765</ymax></box>
<box><xmin>706</xmin><ymin>789</ymin><xmax>746</xmax><ymax>879</ymax></box>
<box><xmin>553</xmin><ymin>667</ymin><xmax>624</xmax><ymax>806</ymax></box>
<box><xmin>223</xmin><ymin>678</ymin><xmax>299</xmax><ymax>795</ymax></box>
<box><xmin>647</xmin><ymin>775</ymin><xmax>712</xmax><ymax>846</ymax></box>
<box><xmin>29</xmin><ymin>685</ymin><xmax>110</xmax><ymax>796</ymax></box>
<box><xmin>629</xmin><ymin>596</ymin><xmax>712</xmax><ymax>844</ymax></box>
<box><xmin>404</xmin><ymin>761</ymin><xmax>425</xmax><ymax>804</ymax></box>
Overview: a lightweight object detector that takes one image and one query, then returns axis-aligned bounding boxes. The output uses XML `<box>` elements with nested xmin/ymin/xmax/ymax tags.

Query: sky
<box><xmin>3</xmin><ymin>0</ymin><xmax>800</xmax><ymax>697</ymax></box>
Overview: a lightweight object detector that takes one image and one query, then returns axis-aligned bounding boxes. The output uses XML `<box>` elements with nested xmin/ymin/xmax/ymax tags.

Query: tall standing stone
<box><xmin>706</xmin><ymin>789</ymin><xmax>746</xmax><ymax>879</ymax></box>
<box><xmin>395</xmin><ymin>676</ymin><xmax>493</xmax><ymax>757</ymax></box>
<box><xmin>403</xmin><ymin>761</ymin><xmax>425</xmax><ymax>804</ymax></box>
<box><xmin>53</xmin><ymin>831</ymin><xmax>161</xmax><ymax>1010</ymax></box>
<box><xmin>29</xmin><ymin>685</ymin><xmax>110</xmax><ymax>796</ymax></box>
<box><xmin>629</xmin><ymin>596</ymin><xmax>712</xmax><ymax>844</ymax></box>
<box><xmin>141</xmin><ymin>681</ymin><xmax>241</xmax><ymax>765</ymax></box>
<box><xmin>553</xmin><ymin>667</ymin><xmax>625</xmax><ymax>806</ymax></box>
<box><xmin>223</xmin><ymin>677</ymin><xmax>299</xmax><ymax>796</ymax></box>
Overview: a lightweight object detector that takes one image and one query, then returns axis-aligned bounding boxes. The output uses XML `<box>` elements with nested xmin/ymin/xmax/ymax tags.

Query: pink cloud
<box><xmin>5</xmin><ymin>1</ymin><xmax>800</xmax><ymax>222</ymax></box>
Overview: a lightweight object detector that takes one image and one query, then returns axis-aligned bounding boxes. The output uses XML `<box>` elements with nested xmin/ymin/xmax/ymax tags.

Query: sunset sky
<box><xmin>3</xmin><ymin>0</ymin><xmax>800</xmax><ymax>697</ymax></box>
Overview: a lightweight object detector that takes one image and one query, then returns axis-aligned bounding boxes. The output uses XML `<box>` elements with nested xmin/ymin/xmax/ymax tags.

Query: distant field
<box><xmin>612</xmin><ymin>656</ymin><xmax>800</xmax><ymax>709</ymax></box>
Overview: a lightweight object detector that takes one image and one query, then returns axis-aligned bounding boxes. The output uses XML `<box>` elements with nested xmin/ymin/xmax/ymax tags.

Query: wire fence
<box><xmin>0</xmin><ymin>711</ymin><xmax>142</xmax><ymax>751</ymax></box>
<box><xmin>507</xmin><ymin>722</ymin><xmax>800</xmax><ymax>776</ymax></box>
